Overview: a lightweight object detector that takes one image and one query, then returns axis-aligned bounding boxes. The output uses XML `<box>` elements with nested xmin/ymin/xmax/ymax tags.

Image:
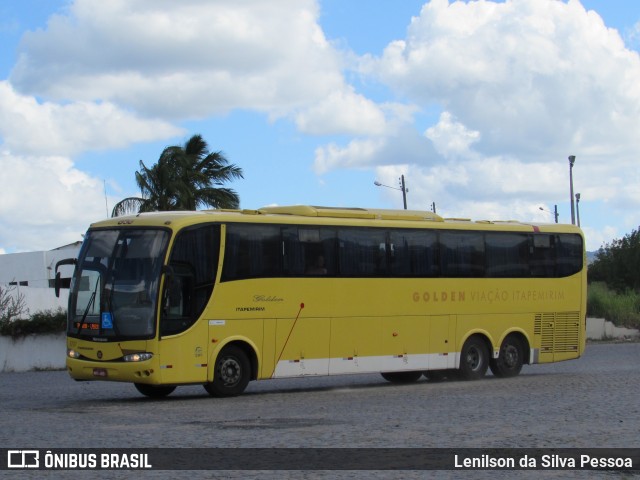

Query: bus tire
<box><xmin>490</xmin><ymin>335</ymin><xmax>524</xmax><ymax>378</ymax></box>
<box><xmin>134</xmin><ymin>383</ymin><xmax>176</xmax><ymax>398</ymax></box>
<box><xmin>380</xmin><ymin>371</ymin><xmax>422</xmax><ymax>383</ymax></box>
<box><xmin>205</xmin><ymin>345</ymin><xmax>251</xmax><ymax>397</ymax></box>
<box><xmin>458</xmin><ymin>336</ymin><xmax>489</xmax><ymax>381</ymax></box>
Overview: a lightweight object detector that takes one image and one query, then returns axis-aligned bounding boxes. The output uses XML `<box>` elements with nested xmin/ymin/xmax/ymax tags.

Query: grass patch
<box><xmin>588</xmin><ymin>282</ymin><xmax>640</xmax><ymax>329</ymax></box>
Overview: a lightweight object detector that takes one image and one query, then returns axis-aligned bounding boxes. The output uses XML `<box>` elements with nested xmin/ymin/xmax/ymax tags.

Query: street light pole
<box><xmin>568</xmin><ymin>155</ymin><xmax>576</xmax><ymax>225</ymax></box>
<box><xmin>539</xmin><ymin>205</ymin><xmax>559</xmax><ymax>223</ymax></box>
<box><xmin>575</xmin><ymin>193</ymin><xmax>581</xmax><ymax>227</ymax></box>
<box><xmin>374</xmin><ymin>175</ymin><xmax>409</xmax><ymax>210</ymax></box>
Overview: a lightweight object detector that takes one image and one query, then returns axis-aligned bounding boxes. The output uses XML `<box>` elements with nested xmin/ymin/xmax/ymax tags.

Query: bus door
<box><xmin>158</xmin><ymin>225</ymin><xmax>220</xmax><ymax>384</ymax></box>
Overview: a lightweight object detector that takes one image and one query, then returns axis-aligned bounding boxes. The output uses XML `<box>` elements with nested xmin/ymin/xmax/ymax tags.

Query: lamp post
<box><xmin>568</xmin><ymin>155</ymin><xmax>576</xmax><ymax>225</ymax></box>
<box><xmin>575</xmin><ymin>193</ymin><xmax>581</xmax><ymax>227</ymax></box>
<box><xmin>374</xmin><ymin>174</ymin><xmax>408</xmax><ymax>210</ymax></box>
<box><xmin>539</xmin><ymin>205</ymin><xmax>559</xmax><ymax>223</ymax></box>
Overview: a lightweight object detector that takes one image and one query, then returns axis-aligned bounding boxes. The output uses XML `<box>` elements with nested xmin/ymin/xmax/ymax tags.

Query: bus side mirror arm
<box><xmin>54</xmin><ymin>258</ymin><xmax>77</xmax><ymax>298</ymax></box>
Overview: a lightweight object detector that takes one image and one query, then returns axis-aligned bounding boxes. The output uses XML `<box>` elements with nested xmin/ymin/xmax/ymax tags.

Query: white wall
<box><xmin>0</xmin><ymin>243</ymin><xmax>79</xmax><ymax>315</ymax></box>
<box><xmin>0</xmin><ymin>333</ymin><xmax>66</xmax><ymax>372</ymax></box>
<box><xmin>16</xmin><ymin>286</ymin><xmax>69</xmax><ymax>313</ymax></box>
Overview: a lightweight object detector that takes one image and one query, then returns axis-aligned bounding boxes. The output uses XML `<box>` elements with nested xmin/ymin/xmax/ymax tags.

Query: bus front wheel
<box><xmin>134</xmin><ymin>383</ymin><xmax>176</xmax><ymax>398</ymax></box>
<box><xmin>205</xmin><ymin>345</ymin><xmax>251</xmax><ymax>397</ymax></box>
<box><xmin>490</xmin><ymin>335</ymin><xmax>524</xmax><ymax>378</ymax></box>
<box><xmin>458</xmin><ymin>336</ymin><xmax>489</xmax><ymax>381</ymax></box>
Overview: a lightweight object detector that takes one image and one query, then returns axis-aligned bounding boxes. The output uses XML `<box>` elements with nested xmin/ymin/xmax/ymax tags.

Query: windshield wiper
<box><xmin>78</xmin><ymin>276</ymin><xmax>99</xmax><ymax>332</ymax></box>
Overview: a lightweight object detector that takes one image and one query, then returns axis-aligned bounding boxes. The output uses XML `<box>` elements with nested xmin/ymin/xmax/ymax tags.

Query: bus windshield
<box><xmin>68</xmin><ymin>228</ymin><xmax>169</xmax><ymax>340</ymax></box>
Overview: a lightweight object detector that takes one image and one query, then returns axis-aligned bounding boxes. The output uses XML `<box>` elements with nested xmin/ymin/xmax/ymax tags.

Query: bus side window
<box><xmin>485</xmin><ymin>233</ymin><xmax>529</xmax><ymax>278</ymax></box>
<box><xmin>222</xmin><ymin>224</ymin><xmax>281</xmax><ymax>279</ymax></box>
<box><xmin>440</xmin><ymin>232</ymin><xmax>485</xmax><ymax>277</ymax></box>
<box><xmin>338</xmin><ymin>228</ymin><xmax>387</xmax><ymax>276</ymax></box>
<box><xmin>389</xmin><ymin>230</ymin><xmax>438</xmax><ymax>276</ymax></box>
<box><xmin>530</xmin><ymin>234</ymin><xmax>555</xmax><ymax>277</ymax></box>
<box><xmin>306</xmin><ymin>255</ymin><xmax>327</xmax><ymax>275</ymax></box>
<box><xmin>556</xmin><ymin>233</ymin><xmax>584</xmax><ymax>277</ymax></box>
<box><xmin>161</xmin><ymin>225</ymin><xmax>220</xmax><ymax>336</ymax></box>
<box><xmin>282</xmin><ymin>227</ymin><xmax>337</xmax><ymax>277</ymax></box>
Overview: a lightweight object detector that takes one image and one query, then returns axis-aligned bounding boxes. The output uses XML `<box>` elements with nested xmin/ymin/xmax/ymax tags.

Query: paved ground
<box><xmin>1</xmin><ymin>342</ymin><xmax>638</xmax><ymax>479</ymax></box>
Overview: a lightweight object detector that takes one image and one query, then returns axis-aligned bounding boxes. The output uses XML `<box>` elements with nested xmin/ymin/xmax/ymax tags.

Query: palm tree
<box><xmin>112</xmin><ymin>135</ymin><xmax>244</xmax><ymax>217</ymax></box>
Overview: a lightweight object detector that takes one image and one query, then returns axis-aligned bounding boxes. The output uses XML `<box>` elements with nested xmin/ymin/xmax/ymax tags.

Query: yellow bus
<box><xmin>56</xmin><ymin>205</ymin><xmax>586</xmax><ymax>398</ymax></box>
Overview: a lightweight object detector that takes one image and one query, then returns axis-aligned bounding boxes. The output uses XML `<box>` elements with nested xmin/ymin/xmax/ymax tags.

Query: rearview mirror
<box><xmin>54</xmin><ymin>258</ymin><xmax>77</xmax><ymax>298</ymax></box>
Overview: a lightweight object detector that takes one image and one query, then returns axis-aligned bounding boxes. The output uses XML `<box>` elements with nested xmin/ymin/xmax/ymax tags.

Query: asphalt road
<box><xmin>1</xmin><ymin>342</ymin><xmax>638</xmax><ymax>479</ymax></box>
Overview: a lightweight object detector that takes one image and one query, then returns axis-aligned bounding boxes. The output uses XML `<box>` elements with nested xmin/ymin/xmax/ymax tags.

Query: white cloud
<box><xmin>0</xmin><ymin>151</ymin><xmax>107</xmax><ymax>252</ymax></box>
<box><xmin>313</xmin><ymin>123</ymin><xmax>438</xmax><ymax>174</ymax></box>
<box><xmin>295</xmin><ymin>88</ymin><xmax>387</xmax><ymax>136</ymax></box>
<box><xmin>363</xmin><ymin>0</ymin><xmax>640</xmax><ymax>163</ymax></box>
<box><xmin>0</xmin><ymin>79</ymin><xmax>184</xmax><ymax>251</ymax></box>
<box><xmin>425</xmin><ymin>111</ymin><xmax>480</xmax><ymax>159</ymax></box>
<box><xmin>10</xmin><ymin>0</ymin><xmax>344</xmax><ymax>120</ymax></box>
<box><xmin>626</xmin><ymin>20</ymin><xmax>640</xmax><ymax>49</ymax></box>
<box><xmin>3</xmin><ymin>0</ymin><xmax>639</xmax><ymax>256</ymax></box>
<box><xmin>0</xmin><ymin>81</ymin><xmax>182</xmax><ymax>156</ymax></box>
<box><xmin>326</xmin><ymin>0</ymin><xmax>640</xmax><ymax>252</ymax></box>
<box><xmin>582</xmin><ymin>225</ymin><xmax>619</xmax><ymax>252</ymax></box>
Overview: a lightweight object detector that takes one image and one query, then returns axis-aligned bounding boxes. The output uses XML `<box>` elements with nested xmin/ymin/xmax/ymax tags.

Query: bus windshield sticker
<box><xmin>101</xmin><ymin>312</ymin><xmax>114</xmax><ymax>329</ymax></box>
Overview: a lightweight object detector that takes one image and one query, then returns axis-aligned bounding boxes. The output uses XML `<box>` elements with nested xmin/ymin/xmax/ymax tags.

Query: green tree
<box><xmin>112</xmin><ymin>135</ymin><xmax>244</xmax><ymax>216</ymax></box>
<box><xmin>588</xmin><ymin>227</ymin><xmax>640</xmax><ymax>293</ymax></box>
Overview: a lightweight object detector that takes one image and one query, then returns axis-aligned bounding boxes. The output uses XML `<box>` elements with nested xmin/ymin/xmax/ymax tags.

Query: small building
<box><xmin>0</xmin><ymin>242</ymin><xmax>81</xmax><ymax>315</ymax></box>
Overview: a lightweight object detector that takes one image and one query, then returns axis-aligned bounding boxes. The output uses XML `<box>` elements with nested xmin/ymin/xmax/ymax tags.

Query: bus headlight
<box><xmin>67</xmin><ymin>349</ymin><xmax>81</xmax><ymax>359</ymax></box>
<box><xmin>122</xmin><ymin>352</ymin><xmax>153</xmax><ymax>362</ymax></box>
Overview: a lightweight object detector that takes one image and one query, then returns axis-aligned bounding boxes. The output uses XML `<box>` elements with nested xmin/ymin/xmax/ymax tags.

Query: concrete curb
<box><xmin>586</xmin><ymin>317</ymin><xmax>640</xmax><ymax>341</ymax></box>
<box><xmin>1</xmin><ymin>319</ymin><xmax>638</xmax><ymax>373</ymax></box>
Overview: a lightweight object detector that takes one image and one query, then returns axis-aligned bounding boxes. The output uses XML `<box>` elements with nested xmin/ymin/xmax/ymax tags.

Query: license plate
<box><xmin>93</xmin><ymin>368</ymin><xmax>108</xmax><ymax>377</ymax></box>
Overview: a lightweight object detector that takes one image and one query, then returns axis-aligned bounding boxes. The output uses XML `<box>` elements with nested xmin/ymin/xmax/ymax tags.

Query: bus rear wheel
<box><xmin>134</xmin><ymin>383</ymin><xmax>176</xmax><ymax>398</ymax></box>
<box><xmin>381</xmin><ymin>371</ymin><xmax>422</xmax><ymax>383</ymax></box>
<box><xmin>458</xmin><ymin>336</ymin><xmax>489</xmax><ymax>381</ymax></box>
<box><xmin>205</xmin><ymin>345</ymin><xmax>251</xmax><ymax>397</ymax></box>
<box><xmin>490</xmin><ymin>335</ymin><xmax>524</xmax><ymax>378</ymax></box>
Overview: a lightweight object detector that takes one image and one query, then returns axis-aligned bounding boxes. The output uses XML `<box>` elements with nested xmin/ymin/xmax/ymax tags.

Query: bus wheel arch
<box><xmin>490</xmin><ymin>332</ymin><xmax>528</xmax><ymax>378</ymax></box>
<box><xmin>210</xmin><ymin>339</ymin><xmax>260</xmax><ymax>381</ymax></box>
<box><xmin>458</xmin><ymin>334</ymin><xmax>491</xmax><ymax>381</ymax></box>
<box><xmin>205</xmin><ymin>342</ymin><xmax>256</xmax><ymax>397</ymax></box>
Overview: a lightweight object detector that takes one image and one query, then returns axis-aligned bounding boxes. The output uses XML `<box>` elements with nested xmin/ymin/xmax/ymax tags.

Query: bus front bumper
<box><xmin>66</xmin><ymin>357</ymin><xmax>161</xmax><ymax>384</ymax></box>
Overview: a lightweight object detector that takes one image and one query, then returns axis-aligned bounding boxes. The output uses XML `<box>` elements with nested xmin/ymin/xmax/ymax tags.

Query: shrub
<box><xmin>587</xmin><ymin>282</ymin><xmax>640</xmax><ymax>329</ymax></box>
<box><xmin>588</xmin><ymin>227</ymin><xmax>640</xmax><ymax>293</ymax></box>
<box><xmin>0</xmin><ymin>308</ymin><xmax>67</xmax><ymax>338</ymax></box>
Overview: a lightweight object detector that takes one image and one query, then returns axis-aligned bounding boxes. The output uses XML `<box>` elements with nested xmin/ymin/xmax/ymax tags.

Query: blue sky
<box><xmin>0</xmin><ymin>0</ymin><xmax>639</xmax><ymax>253</ymax></box>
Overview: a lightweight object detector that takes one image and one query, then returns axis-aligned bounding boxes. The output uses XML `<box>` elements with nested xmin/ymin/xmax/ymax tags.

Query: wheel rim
<box><xmin>466</xmin><ymin>346</ymin><xmax>481</xmax><ymax>371</ymax></box>
<box><xmin>503</xmin><ymin>344</ymin><xmax>519</xmax><ymax>369</ymax></box>
<box><xmin>219</xmin><ymin>356</ymin><xmax>242</xmax><ymax>386</ymax></box>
